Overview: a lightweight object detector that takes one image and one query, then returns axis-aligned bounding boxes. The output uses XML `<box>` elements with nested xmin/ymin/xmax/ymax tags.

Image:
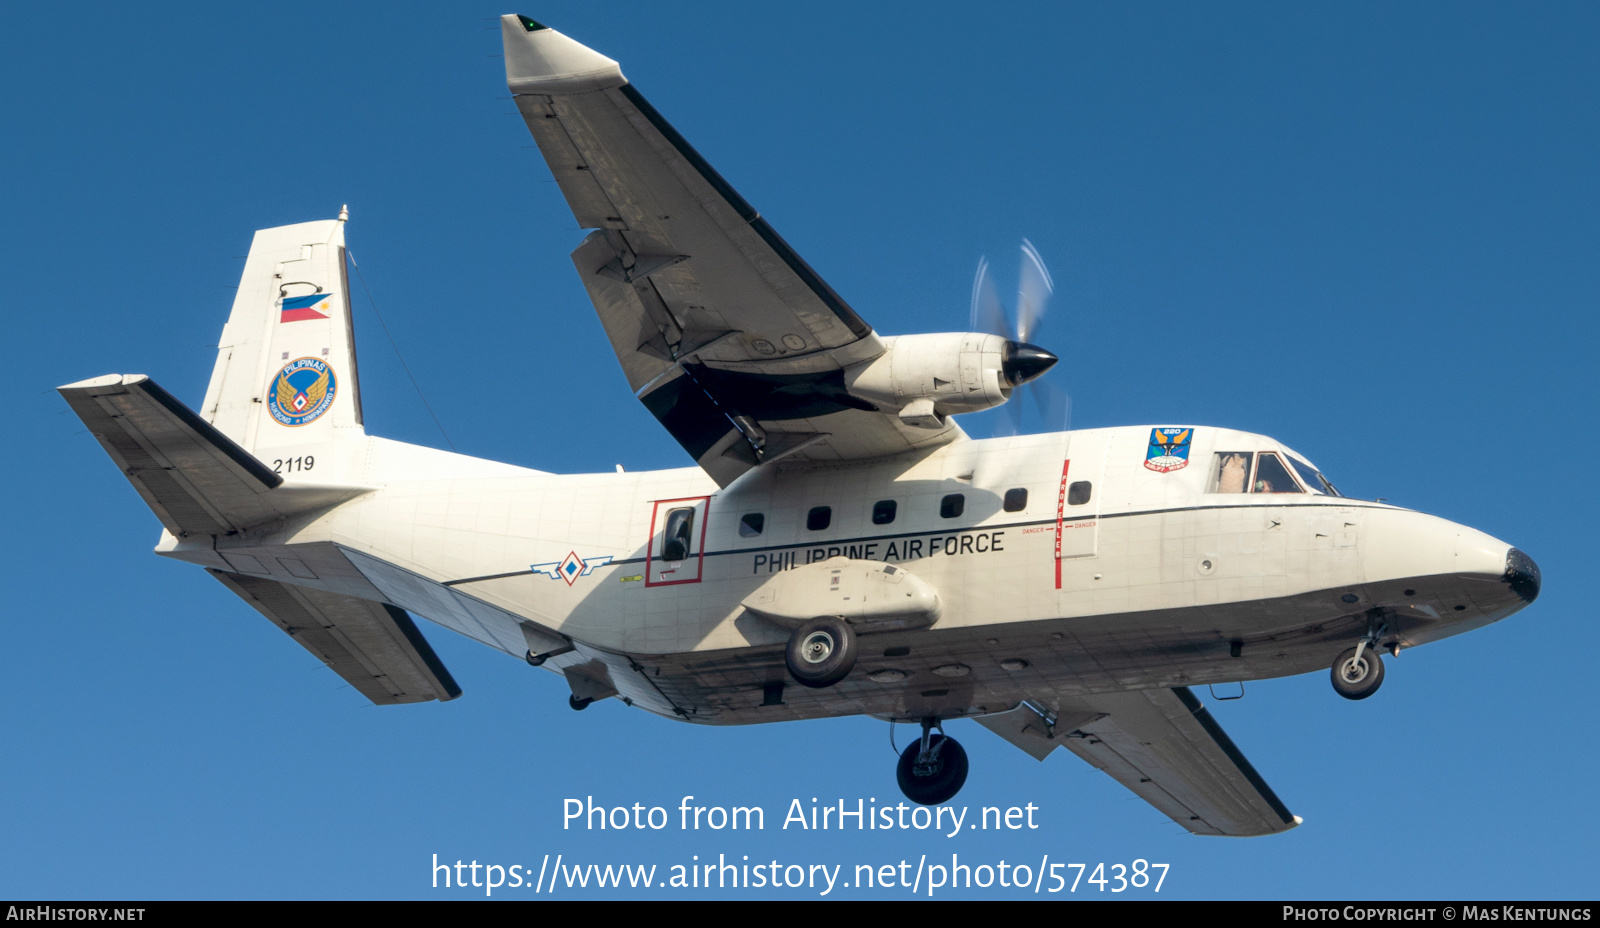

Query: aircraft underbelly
<box><xmin>562</xmin><ymin>575</ymin><xmax>1474</xmax><ymax>726</ymax></box>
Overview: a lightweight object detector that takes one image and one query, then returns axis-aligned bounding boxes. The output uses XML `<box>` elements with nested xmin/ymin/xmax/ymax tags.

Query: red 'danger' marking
<box><xmin>1055</xmin><ymin>459</ymin><xmax>1070</xmax><ymax>590</ymax></box>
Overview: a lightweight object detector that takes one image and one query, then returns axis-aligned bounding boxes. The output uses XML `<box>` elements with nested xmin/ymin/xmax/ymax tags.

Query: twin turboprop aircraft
<box><xmin>59</xmin><ymin>15</ymin><xmax>1540</xmax><ymax>837</ymax></box>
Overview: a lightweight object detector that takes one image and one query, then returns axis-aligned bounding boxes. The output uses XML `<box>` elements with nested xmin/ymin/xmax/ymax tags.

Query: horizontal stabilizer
<box><xmin>59</xmin><ymin>374</ymin><xmax>366</xmax><ymax>537</ymax></box>
<box><xmin>212</xmin><ymin>570</ymin><xmax>461</xmax><ymax>705</ymax></box>
<box><xmin>1053</xmin><ymin>687</ymin><xmax>1299</xmax><ymax>837</ymax></box>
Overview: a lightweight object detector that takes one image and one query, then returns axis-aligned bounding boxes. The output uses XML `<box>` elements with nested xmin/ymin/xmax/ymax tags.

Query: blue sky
<box><xmin>3</xmin><ymin>1</ymin><xmax>1596</xmax><ymax>900</ymax></box>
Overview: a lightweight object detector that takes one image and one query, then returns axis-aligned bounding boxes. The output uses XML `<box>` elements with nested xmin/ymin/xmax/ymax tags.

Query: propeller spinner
<box><xmin>969</xmin><ymin>240</ymin><xmax>1069</xmax><ymax>434</ymax></box>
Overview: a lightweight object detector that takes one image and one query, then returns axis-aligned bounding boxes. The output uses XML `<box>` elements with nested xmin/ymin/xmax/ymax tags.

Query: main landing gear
<box><xmin>896</xmin><ymin>719</ymin><xmax>969</xmax><ymax>805</ymax></box>
<box><xmin>780</xmin><ymin>618</ymin><xmax>969</xmax><ymax>804</ymax></box>
<box><xmin>784</xmin><ymin>617</ymin><xmax>858</xmax><ymax>688</ymax></box>
<box><xmin>1331</xmin><ymin>613</ymin><xmax>1389</xmax><ymax>700</ymax></box>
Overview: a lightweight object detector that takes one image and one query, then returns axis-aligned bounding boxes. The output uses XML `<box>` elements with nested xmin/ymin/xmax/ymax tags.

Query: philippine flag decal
<box><xmin>280</xmin><ymin>292</ymin><xmax>333</xmax><ymax>323</ymax></box>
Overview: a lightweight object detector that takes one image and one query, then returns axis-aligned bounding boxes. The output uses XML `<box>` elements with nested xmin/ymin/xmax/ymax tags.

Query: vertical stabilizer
<box><xmin>201</xmin><ymin>216</ymin><xmax>365</xmax><ymax>473</ymax></box>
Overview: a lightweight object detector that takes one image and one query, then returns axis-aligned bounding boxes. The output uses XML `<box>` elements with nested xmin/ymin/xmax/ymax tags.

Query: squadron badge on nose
<box><xmin>1144</xmin><ymin>427</ymin><xmax>1192</xmax><ymax>473</ymax></box>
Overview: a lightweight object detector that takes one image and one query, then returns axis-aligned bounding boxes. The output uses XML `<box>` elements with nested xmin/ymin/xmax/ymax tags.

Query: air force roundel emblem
<box><xmin>267</xmin><ymin>358</ymin><xmax>337</xmax><ymax>427</ymax></box>
<box><xmin>532</xmin><ymin>552</ymin><xmax>614</xmax><ymax>586</ymax></box>
<box><xmin>1144</xmin><ymin>427</ymin><xmax>1193</xmax><ymax>473</ymax></box>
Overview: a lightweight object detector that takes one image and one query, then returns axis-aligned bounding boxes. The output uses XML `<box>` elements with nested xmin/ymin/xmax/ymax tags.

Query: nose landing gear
<box><xmin>1331</xmin><ymin>645</ymin><xmax>1385</xmax><ymax>699</ymax></box>
<box><xmin>1331</xmin><ymin>611</ymin><xmax>1390</xmax><ymax>700</ymax></box>
<box><xmin>896</xmin><ymin>718</ymin><xmax>969</xmax><ymax>805</ymax></box>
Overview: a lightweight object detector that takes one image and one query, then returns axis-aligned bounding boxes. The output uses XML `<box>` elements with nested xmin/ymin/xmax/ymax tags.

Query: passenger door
<box><xmin>647</xmin><ymin>496</ymin><xmax>709</xmax><ymax>586</ymax></box>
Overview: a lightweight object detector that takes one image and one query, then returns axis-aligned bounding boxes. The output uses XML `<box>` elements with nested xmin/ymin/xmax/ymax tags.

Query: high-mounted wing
<box><xmin>978</xmin><ymin>688</ymin><xmax>1300</xmax><ymax>837</ymax></box>
<box><xmin>502</xmin><ymin>15</ymin><xmax>964</xmax><ymax>485</ymax></box>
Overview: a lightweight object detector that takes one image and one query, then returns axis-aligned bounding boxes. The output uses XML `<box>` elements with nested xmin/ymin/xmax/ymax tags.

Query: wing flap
<box><xmin>1053</xmin><ymin>687</ymin><xmax>1299</xmax><ymax>837</ymax></box>
<box><xmin>975</xmin><ymin>703</ymin><xmax>1066</xmax><ymax>762</ymax></box>
<box><xmin>211</xmin><ymin>570</ymin><xmax>461</xmax><ymax>705</ymax></box>
<box><xmin>59</xmin><ymin>374</ymin><xmax>366</xmax><ymax>536</ymax></box>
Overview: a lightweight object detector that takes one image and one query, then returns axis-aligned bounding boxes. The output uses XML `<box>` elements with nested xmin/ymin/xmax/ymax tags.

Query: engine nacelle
<box><xmin>844</xmin><ymin>333</ymin><xmax>1057</xmax><ymax>429</ymax></box>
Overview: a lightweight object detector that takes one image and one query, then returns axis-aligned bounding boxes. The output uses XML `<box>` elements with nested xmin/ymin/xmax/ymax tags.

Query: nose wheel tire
<box><xmin>897</xmin><ymin>733</ymin><xmax>969</xmax><ymax>805</ymax></box>
<box><xmin>784</xmin><ymin>617</ymin><xmax>858</xmax><ymax>688</ymax></box>
<box><xmin>1331</xmin><ymin>646</ymin><xmax>1385</xmax><ymax>700</ymax></box>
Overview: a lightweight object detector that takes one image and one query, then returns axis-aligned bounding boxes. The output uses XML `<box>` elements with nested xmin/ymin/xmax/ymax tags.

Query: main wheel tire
<box><xmin>525</xmin><ymin>650</ymin><xmax>546</xmax><ymax>667</ymax></box>
<box><xmin>897</xmin><ymin>734</ymin><xmax>969</xmax><ymax>805</ymax></box>
<box><xmin>1331</xmin><ymin>646</ymin><xmax>1385</xmax><ymax>700</ymax></box>
<box><xmin>568</xmin><ymin>694</ymin><xmax>593</xmax><ymax>711</ymax></box>
<box><xmin>785</xmin><ymin>617</ymin><xmax>858</xmax><ymax>688</ymax></box>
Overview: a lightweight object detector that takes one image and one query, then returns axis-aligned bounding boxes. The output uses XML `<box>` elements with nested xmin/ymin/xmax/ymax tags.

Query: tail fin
<box><xmin>200</xmin><ymin>215</ymin><xmax>366</xmax><ymax>473</ymax></box>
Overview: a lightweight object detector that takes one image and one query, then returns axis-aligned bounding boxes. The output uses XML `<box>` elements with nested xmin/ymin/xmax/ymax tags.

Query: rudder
<box><xmin>200</xmin><ymin>213</ymin><xmax>365</xmax><ymax>480</ymax></box>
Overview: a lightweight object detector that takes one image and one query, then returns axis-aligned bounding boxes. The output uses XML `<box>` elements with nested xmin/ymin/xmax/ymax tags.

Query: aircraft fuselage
<box><xmin>156</xmin><ymin>423</ymin><xmax>1532</xmax><ymax>726</ymax></box>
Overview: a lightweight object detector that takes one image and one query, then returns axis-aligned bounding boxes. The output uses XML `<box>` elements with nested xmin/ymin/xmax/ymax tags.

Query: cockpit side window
<box><xmin>1209</xmin><ymin>452</ymin><xmax>1254</xmax><ymax>493</ymax></box>
<box><xmin>1252</xmin><ymin>453</ymin><xmax>1303</xmax><ymax>493</ymax></box>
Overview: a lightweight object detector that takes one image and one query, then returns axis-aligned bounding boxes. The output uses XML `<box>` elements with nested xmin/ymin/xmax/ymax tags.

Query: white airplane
<box><xmin>59</xmin><ymin>15</ymin><xmax>1540</xmax><ymax>837</ymax></box>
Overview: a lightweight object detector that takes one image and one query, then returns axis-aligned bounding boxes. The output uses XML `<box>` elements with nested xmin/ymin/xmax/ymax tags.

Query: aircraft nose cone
<box><xmin>1504</xmin><ymin>548</ymin><xmax>1541</xmax><ymax>604</ymax></box>
<box><xmin>1002</xmin><ymin>341</ymin><xmax>1058</xmax><ymax>386</ymax></box>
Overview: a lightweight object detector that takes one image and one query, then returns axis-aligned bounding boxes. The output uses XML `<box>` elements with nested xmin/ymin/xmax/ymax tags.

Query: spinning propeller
<box><xmin>969</xmin><ymin>240</ymin><xmax>1070</xmax><ymax>435</ymax></box>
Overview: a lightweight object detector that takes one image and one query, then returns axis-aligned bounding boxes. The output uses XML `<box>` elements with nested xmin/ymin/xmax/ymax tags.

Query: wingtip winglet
<box><xmin>500</xmin><ymin>13</ymin><xmax>624</xmax><ymax>95</ymax></box>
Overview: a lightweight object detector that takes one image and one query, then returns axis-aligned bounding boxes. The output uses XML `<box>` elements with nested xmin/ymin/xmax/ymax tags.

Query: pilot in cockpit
<box><xmin>1209</xmin><ymin>449</ymin><xmax>1342</xmax><ymax>496</ymax></box>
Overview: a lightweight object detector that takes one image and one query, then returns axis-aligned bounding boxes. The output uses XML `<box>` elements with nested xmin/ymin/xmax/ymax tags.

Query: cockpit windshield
<box><xmin>1252</xmin><ymin>453</ymin><xmax>1298</xmax><ymax>493</ymax></box>
<box><xmin>1287</xmin><ymin>454</ymin><xmax>1342</xmax><ymax>497</ymax></box>
<box><xmin>1207</xmin><ymin>449</ymin><xmax>1343</xmax><ymax>497</ymax></box>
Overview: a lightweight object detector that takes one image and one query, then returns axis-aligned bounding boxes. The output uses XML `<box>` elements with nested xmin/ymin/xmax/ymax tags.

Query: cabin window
<box><xmin>1209</xmin><ymin>452</ymin><xmax>1254</xmax><ymax>493</ymax></box>
<box><xmin>1067</xmin><ymin>481</ymin><xmax>1092</xmax><ymax>506</ymax></box>
<box><xmin>662</xmin><ymin>508</ymin><xmax>695</xmax><ymax>561</ymax></box>
<box><xmin>872</xmin><ymin>500</ymin><xmax>897</xmax><ymax>525</ymax></box>
<box><xmin>940</xmin><ymin>494</ymin><xmax>965</xmax><ymax>519</ymax></box>
<box><xmin>1003</xmin><ymin>488</ymin><xmax>1028</xmax><ymax>512</ymax></box>
<box><xmin>739</xmin><ymin>513</ymin><xmax>765</xmax><ymax>537</ymax></box>
<box><xmin>1252</xmin><ymin>452</ymin><xmax>1303</xmax><ymax>493</ymax></box>
<box><xmin>807</xmin><ymin>506</ymin><xmax>832</xmax><ymax>531</ymax></box>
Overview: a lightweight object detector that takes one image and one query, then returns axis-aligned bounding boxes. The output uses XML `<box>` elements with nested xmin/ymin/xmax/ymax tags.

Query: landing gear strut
<box><xmin>785</xmin><ymin>617</ymin><xmax>857</xmax><ymax>688</ymax></box>
<box><xmin>896</xmin><ymin>718</ymin><xmax>969</xmax><ymax>805</ymax></box>
<box><xmin>1331</xmin><ymin>613</ymin><xmax>1388</xmax><ymax>700</ymax></box>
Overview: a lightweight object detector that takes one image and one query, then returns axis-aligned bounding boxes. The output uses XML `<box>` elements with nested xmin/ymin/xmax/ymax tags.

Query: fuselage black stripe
<box><xmin>444</xmin><ymin>499</ymin><xmax>1389</xmax><ymax>586</ymax></box>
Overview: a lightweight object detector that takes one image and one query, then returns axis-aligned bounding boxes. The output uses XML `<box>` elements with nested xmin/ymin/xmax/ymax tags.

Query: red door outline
<box><xmin>645</xmin><ymin>496</ymin><xmax>710</xmax><ymax>587</ymax></box>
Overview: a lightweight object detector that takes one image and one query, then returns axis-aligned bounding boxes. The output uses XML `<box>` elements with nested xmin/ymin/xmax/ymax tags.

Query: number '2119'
<box><xmin>272</xmin><ymin>456</ymin><xmax>313</xmax><ymax>473</ymax></box>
